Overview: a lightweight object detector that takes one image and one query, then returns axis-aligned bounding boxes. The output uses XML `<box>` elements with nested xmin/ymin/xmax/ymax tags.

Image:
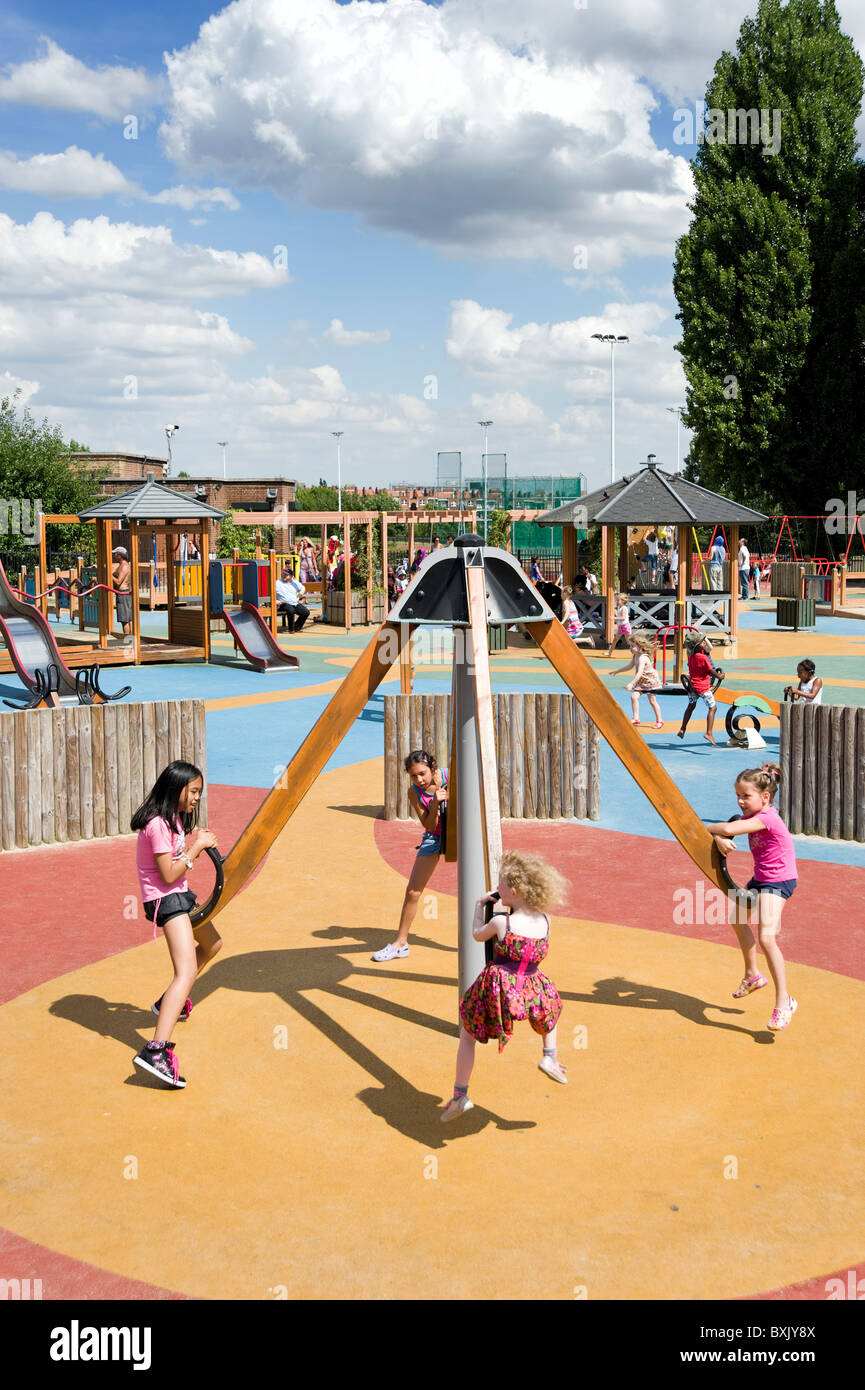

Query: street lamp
<box><xmin>217</xmin><ymin>441</ymin><xmax>228</xmax><ymax>480</ymax></box>
<box><xmin>164</xmin><ymin>424</ymin><xmax>180</xmax><ymax>477</ymax></box>
<box><xmin>591</xmin><ymin>334</ymin><xmax>628</xmax><ymax>482</ymax></box>
<box><xmin>478</xmin><ymin>419</ymin><xmax>493</xmax><ymax>539</ymax></box>
<box><xmin>666</xmin><ymin>407</ymin><xmax>684</xmax><ymax>475</ymax></box>
<box><xmin>332</xmin><ymin>431</ymin><xmax>344</xmax><ymax>512</ymax></box>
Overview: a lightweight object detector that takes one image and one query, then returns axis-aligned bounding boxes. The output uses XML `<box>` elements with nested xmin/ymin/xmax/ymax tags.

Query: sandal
<box><xmin>768</xmin><ymin>997</ymin><xmax>798</xmax><ymax>1031</ymax></box>
<box><xmin>441</xmin><ymin>1095</ymin><xmax>474</xmax><ymax>1123</ymax></box>
<box><xmin>631</xmin><ymin>719</ymin><xmax>641</xmax><ymax>726</ymax></box>
<box><xmin>732</xmin><ymin>973</ymin><xmax>768</xmax><ymax>999</ymax></box>
<box><xmin>538</xmin><ymin>1057</ymin><xmax>568</xmax><ymax>1085</ymax></box>
<box><xmin>652</xmin><ymin>721</ymin><xmax>663</xmax><ymax>729</ymax></box>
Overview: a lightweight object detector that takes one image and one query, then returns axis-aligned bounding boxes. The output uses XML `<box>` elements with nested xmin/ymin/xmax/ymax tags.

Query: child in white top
<box><xmin>784</xmin><ymin>660</ymin><xmax>823</xmax><ymax>705</ymax></box>
<box><xmin>606</xmin><ymin>593</ymin><xmax>632</xmax><ymax>658</ymax></box>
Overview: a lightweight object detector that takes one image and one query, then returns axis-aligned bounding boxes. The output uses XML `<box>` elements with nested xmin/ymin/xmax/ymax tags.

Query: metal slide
<box><xmin>0</xmin><ymin>559</ymin><xmax>80</xmax><ymax>698</ymax></box>
<box><xmin>221</xmin><ymin>601</ymin><xmax>300</xmax><ymax>672</ymax></box>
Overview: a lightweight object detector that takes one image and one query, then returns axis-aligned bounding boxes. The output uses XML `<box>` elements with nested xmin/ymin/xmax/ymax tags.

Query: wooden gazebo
<box><xmin>77</xmin><ymin>473</ymin><xmax>225</xmax><ymax>664</ymax></box>
<box><xmin>535</xmin><ymin>458</ymin><xmax>767</xmax><ymax>676</ymax></box>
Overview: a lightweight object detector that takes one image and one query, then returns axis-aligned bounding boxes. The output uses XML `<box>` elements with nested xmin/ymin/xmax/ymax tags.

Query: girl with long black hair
<box><xmin>130</xmin><ymin>761</ymin><xmax>221</xmax><ymax>1088</ymax></box>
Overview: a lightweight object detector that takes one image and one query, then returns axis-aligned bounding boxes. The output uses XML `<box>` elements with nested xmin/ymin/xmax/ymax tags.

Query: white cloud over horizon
<box><xmin>0</xmin><ymin>37</ymin><xmax>162</xmax><ymax>121</ymax></box>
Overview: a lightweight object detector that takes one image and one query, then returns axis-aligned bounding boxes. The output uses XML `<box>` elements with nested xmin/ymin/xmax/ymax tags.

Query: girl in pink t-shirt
<box><xmin>707</xmin><ymin>763</ymin><xmax>798</xmax><ymax>1032</ymax></box>
<box><xmin>130</xmin><ymin>761</ymin><xmax>220</xmax><ymax>1088</ymax></box>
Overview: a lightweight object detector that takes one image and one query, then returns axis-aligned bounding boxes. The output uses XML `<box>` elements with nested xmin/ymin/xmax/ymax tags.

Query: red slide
<box><xmin>221</xmin><ymin>602</ymin><xmax>300</xmax><ymax>672</ymax></box>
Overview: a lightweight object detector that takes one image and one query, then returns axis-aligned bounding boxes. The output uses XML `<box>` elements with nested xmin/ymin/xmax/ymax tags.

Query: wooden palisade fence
<box><xmin>779</xmin><ymin>701</ymin><xmax>865</xmax><ymax>839</ymax></box>
<box><xmin>384</xmin><ymin>693</ymin><xmax>600</xmax><ymax>821</ymax></box>
<box><xmin>0</xmin><ymin>699</ymin><xmax>206</xmax><ymax>851</ymax></box>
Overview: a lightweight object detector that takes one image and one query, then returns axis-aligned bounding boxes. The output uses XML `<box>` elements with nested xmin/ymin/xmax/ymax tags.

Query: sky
<box><xmin>0</xmin><ymin>0</ymin><xmax>863</xmax><ymax>493</ymax></box>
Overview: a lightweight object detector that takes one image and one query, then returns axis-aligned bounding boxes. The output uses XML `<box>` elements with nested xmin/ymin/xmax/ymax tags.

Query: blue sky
<box><xmin>0</xmin><ymin>0</ymin><xmax>862</xmax><ymax>491</ymax></box>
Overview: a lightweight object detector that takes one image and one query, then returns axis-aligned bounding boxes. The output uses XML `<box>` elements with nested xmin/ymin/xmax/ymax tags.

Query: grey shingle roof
<box><xmin>535</xmin><ymin>465</ymin><xmax>768</xmax><ymax>527</ymax></box>
<box><xmin>78</xmin><ymin>474</ymin><xmax>225</xmax><ymax>522</ymax></box>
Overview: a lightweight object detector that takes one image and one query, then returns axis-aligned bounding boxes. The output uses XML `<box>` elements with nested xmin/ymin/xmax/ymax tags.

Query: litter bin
<box><xmin>776</xmin><ymin>598</ymin><xmax>815</xmax><ymax>629</ymax></box>
<box><xmin>488</xmin><ymin>623</ymin><xmax>508</xmax><ymax>652</ymax></box>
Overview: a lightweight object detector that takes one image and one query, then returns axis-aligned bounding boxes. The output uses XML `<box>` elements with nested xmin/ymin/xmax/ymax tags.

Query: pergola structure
<box><xmin>535</xmin><ymin>457</ymin><xmax>767</xmax><ymax>677</ymax></box>
<box><xmin>76</xmin><ymin>474</ymin><xmax>225</xmax><ymax>664</ymax></box>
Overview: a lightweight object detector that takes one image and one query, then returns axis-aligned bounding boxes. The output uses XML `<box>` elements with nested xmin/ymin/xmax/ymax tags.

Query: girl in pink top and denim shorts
<box><xmin>706</xmin><ymin>763</ymin><xmax>798</xmax><ymax>1032</ymax></box>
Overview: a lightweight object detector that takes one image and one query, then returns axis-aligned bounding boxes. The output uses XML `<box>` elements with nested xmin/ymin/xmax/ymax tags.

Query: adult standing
<box><xmin>738</xmin><ymin>539</ymin><xmax>751</xmax><ymax>601</ymax></box>
<box><xmin>709</xmin><ymin>536</ymin><xmax>725</xmax><ymax>592</ymax></box>
<box><xmin>112</xmin><ymin>546</ymin><xmax>133</xmax><ymax>637</ymax></box>
<box><xmin>275</xmin><ymin>567</ymin><xmax>309</xmax><ymax>632</ymax></box>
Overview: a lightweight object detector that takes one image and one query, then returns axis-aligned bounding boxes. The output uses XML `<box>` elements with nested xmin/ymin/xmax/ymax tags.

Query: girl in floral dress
<box><xmin>441</xmin><ymin>851</ymin><xmax>567</xmax><ymax>1122</ymax></box>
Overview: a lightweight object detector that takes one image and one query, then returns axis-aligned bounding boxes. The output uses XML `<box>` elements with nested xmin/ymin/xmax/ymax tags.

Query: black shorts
<box><xmin>746</xmin><ymin>878</ymin><xmax>797</xmax><ymax>900</ymax></box>
<box><xmin>143</xmin><ymin>891</ymin><xmax>198</xmax><ymax>926</ymax></box>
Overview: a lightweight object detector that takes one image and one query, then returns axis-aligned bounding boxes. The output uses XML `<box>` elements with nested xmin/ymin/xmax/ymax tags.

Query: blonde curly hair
<box><xmin>499</xmin><ymin>851</ymin><xmax>567</xmax><ymax>912</ymax></box>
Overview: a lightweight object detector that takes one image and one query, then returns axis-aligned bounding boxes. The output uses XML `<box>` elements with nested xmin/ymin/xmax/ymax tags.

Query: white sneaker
<box><xmin>372</xmin><ymin>942</ymin><xmax>410</xmax><ymax>962</ymax></box>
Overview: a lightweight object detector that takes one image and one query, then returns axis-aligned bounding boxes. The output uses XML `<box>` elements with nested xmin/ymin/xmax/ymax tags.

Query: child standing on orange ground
<box><xmin>441</xmin><ymin>851</ymin><xmax>568</xmax><ymax>1122</ymax></box>
<box><xmin>372</xmin><ymin>750</ymin><xmax>448</xmax><ymax>962</ymax></box>
<box><xmin>130</xmin><ymin>761</ymin><xmax>221</xmax><ymax>1088</ymax></box>
<box><xmin>624</xmin><ymin>634</ymin><xmax>663</xmax><ymax>728</ymax></box>
<box><xmin>706</xmin><ymin>763</ymin><xmax>798</xmax><ymax>1031</ymax></box>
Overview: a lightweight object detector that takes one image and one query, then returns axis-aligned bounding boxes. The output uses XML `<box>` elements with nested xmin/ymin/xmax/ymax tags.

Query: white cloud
<box><xmin>469</xmin><ymin>391</ymin><xmax>545</xmax><ymax>425</ymax></box>
<box><xmin>321</xmin><ymin>318</ymin><xmax>390</xmax><ymax>347</ymax></box>
<box><xmin>0</xmin><ymin>213</ymin><xmax>288</xmax><ymax>299</ymax></box>
<box><xmin>0</xmin><ymin>37</ymin><xmax>161</xmax><ymax>121</ymax></box>
<box><xmin>0</xmin><ymin>369</ymin><xmax>39</xmax><ymax>404</ymax></box>
<box><xmin>150</xmin><ymin>184</ymin><xmax>241</xmax><ymax>212</ymax></box>
<box><xmin>0</xmin><ymin>146</ymin><xmax>142</xmax><ymax>199</ymax></box>
<box><xmin>159</xmin><ymin>0</ymin><xmax>694</xmax><ymax>270</ymax></box>
<box><xmin>447</xmin><ymin>298</ymin><xmax>670</xmax><ymax>376</ymax></box>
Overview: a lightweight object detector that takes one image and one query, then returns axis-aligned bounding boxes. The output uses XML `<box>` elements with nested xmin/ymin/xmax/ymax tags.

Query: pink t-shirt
<box><xmin>136</xmin><ymin>816</ymin><xmax>188</xmax><ymax>902</ymax></box>
<box><xmin>748</xmin><ymin>805</ymin><xmax>797</xmax><ymax>881</ymax></box>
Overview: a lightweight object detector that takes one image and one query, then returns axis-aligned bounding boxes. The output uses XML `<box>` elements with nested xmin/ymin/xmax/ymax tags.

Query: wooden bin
<box><xmin>776</xmin><ymin>598</ymin><xmax>815</xmax><ymax>629</ymax></box>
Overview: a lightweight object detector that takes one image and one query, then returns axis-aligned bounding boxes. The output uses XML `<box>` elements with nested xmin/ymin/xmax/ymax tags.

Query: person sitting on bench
<box><xmin>275</xmin><ymin>568</ymin><xmax>309</xmax><ymax>633</ymax></box>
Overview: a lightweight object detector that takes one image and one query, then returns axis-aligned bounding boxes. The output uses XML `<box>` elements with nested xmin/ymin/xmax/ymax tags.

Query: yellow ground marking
<box><xmin>1</xmin><ymin>757</ymin><xmax>861</xmax><ymax>1301</ymax></box>
<box><xmin>204</xmin><ymin>666</ymin><xmax>403</xmax><ymax>712</ymax></box>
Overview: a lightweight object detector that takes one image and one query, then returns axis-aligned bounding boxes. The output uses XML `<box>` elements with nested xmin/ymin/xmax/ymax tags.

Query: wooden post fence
<box><xmin>779</xmin><ymin>700</ymin><xmax>865</xmax><ymax>839</ymax></box>
<box><xmin>384</xmin><ymin>692</ymin><xmax>600</xmax><ymax>821</ymax></box>
<box><xmin>0</xmin><ymin>699</ymin><xmax>206</xmax><ymax>851</ymax></box>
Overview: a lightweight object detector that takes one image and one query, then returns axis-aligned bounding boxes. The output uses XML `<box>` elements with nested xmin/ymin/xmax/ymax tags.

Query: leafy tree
<box><xmin>488</xmin><ymin>509</ymin><xmax>512</xmax><ymax>550</ymax></box>
<box><xmin>0</xmin><ymin>394</ymin><xmax>106</xmax><ymax>556</ymax></box>
<box><xmin>673</xmin><ymin>0</ymin><xmax>865</xmax><ymax>515</ymax></box>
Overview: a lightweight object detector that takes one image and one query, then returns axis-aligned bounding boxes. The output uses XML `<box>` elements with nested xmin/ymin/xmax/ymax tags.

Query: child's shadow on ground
<box><xmin>563</xmin><ymin>976</ymin><xmax>775</xmax><ymax>1043</ymax></box>
<box><xmin>50</xmin><ymin>930</ymin><xmax>536</xmax><ymax>1146</ymax></box>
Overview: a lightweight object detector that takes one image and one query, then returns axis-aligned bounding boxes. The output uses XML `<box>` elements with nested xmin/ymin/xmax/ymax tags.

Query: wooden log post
<box><xmin>343</xmin><ymin>513</ymin><xmax>351</xmax><ymax>633</ymax></box>
<box><xmin>39</xmin><ymin>510</ymin><xmax>49</xmax><ymax>619</ymax></box>
<box><xmin>729</xmin><ymin>524</ymin><xmax>739</xmax><ymax>648</ymax></box>
<box><xmin>384</xmin><ymin>696</ymin><xmax>398</xmax><ymax>818</ymax></box>
<box><xmin>200</xmin><ymin>521</ymin><xmax>212</xmax><ymax>659</ymax></box>
<box><xmin>602</xmin><ymin>525</ymin><xmax>615</xmax><ymax>647</ymax></box>
<box><xmin>843</xmin><ymin>704</ymin><xmax>856</xmax><ymax>840</ymax></box>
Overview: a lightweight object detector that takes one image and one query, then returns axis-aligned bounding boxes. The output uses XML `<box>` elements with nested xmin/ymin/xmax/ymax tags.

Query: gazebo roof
<box><xmin>535</xmin><ymin>459</ymin><xmax>768</xmax><ymax>527</ymax></box>
<box><xmin>78</xmin><ymin>472</ymin><xmax>225</xmax><ymax>522</ymax></box>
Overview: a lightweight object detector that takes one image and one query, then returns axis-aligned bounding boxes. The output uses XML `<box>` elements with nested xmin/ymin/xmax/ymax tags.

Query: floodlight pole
<box><xmin>478</xmin><ymin>420</ymin><xmax>493</xmax><ymax>539</ymax></box>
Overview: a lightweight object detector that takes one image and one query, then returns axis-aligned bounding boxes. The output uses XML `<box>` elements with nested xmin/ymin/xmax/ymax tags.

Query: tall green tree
<box><xmin>0</xmin><ymin>394</ymin><xmax>106</xmax><ymax>556</ymax></box>
<box><xmin>673</xmin><ymin>0</ymin><xmax>865</xmax><ymax>516</ymax></box>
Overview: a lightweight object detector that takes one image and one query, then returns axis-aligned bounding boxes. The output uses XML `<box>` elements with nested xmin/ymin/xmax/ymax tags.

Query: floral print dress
<box><xmin>460</xmin><ymin>920</ymin><xmax>562</xmax><ymax>1052</ymax></box>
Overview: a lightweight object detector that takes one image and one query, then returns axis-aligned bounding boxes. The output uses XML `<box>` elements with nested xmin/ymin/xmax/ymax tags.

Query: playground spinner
<box><xmin>192</xmin><ymin>538</ymin><xmax>754</xmax><ymax>991</ymax></box>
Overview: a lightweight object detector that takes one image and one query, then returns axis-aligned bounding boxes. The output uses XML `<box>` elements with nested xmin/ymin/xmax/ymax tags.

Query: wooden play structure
<box><xmin>188</xmin><ymin>537</ymin><xmax>758</xmax><ymax>1000</ymax></box>
<box><xmin>535</xmin><ymin>456</ymin><xmax>769</xmax><ymax>679</ymax></box>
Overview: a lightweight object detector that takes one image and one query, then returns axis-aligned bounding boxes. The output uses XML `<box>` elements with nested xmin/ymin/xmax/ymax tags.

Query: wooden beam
<box><xmin>366</xmin><ymin>517</ymin><xmax>373</xmax><ymax>625</ymax></box>
<box><xmin>194</xmin><ymin>621</ymin><xmax>410</xmax><ymax>926</ymax></box>
<box><xmin>729</xmin><ymin>523</ymin><xmax>739</xmax><ymax>642</ymax></box>
<box><xmin>343</xmin><ymin>513</ymin><xmax>351</xmax><ymax>633</ymax></box>
<box><xmin>675</xmin><ymin>524</ymin><xmax>690</xmax><ymax>682</ymax></box>
<box><xmin>200</xmin><ymin>520</ymin><xmax>211</xmax><ymax>661</ymax></box>
<box><xmin>38</xmin><ymin>510</ymin><xmax>48</xmax><ymax>618</ymax></box>
<box><xmin>466</xmin><ymin>565</ymin><xmax>502</xmax><ymax>890</ymax></box>
<box><xmin>129</xmin><ymin>521</ymin><xmax>141</xmax><ymax>664</ymax></box>
<box><xmin>531</xmin><ymin>618</ymin><xmax>733</xmax><ymax>894</ymax></box>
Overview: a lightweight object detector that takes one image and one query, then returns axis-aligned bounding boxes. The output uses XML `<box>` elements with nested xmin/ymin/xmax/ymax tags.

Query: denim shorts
<box><xmin>143</xmin><ymin>890</ymin><xmax>198</xmax><ymax>926</ymax></box>
<box><xmin>747</xmin><ymin>878</ymin><xmax>797</xmax><ymax>900</ymax></box>
<box><xmin>415</xmin><ymin>831</ymin><xmax>442</xmax><ymax>858</ymax></box>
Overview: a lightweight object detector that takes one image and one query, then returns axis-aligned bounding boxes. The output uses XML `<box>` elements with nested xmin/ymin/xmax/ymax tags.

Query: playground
<box><xmin>1</xmin><ymin>540</ymin><xmax>863</xmax><ymax>1304</ymax></box>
